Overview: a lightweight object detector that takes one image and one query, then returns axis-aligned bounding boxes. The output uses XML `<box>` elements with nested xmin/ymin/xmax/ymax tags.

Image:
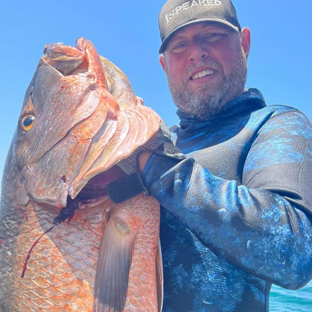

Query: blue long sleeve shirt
<box><xmin>142</xmin><ymin>88</ymin><xmax>312</xmax><ymax>312</ymax></box>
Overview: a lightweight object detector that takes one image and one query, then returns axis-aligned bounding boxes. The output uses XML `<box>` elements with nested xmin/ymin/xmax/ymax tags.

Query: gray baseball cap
<box><xmin>158</xmin><ymin>0</ymin><xmax>241</xmax><ymax>53</ymax></box>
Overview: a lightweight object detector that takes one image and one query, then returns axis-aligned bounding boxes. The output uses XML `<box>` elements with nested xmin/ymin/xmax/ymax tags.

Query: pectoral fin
<box><xmin>94</xmin><ymin>214</ymin><xmax>136</xmax><ymax>312</ymax></box>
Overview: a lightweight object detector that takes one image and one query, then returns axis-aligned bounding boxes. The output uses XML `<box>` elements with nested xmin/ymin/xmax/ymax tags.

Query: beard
<box><xmin>166</xmin><ymin>47</ymin><xmax>248</xmax><ymax>121</ymax></box>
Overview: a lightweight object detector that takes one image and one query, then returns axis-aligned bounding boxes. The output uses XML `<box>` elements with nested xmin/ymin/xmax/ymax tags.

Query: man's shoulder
<box><xmin>255</xmin><ymin>104</ymin><xmax>312</xmax><ymax>138</ymax></box>
<box><xmin>257</xmin><ymin>103</ymin><xmax>310</xmax><ymax>122</ymax></box>
<box><xmin>264</xmin><ymin>104</ymin><xmax>300</xmax><ymax>113</ymax></box>
<box><xmin>242</xmin><ymin>89</ymin><xmax>307</xmax><ymax>119</ymax></box>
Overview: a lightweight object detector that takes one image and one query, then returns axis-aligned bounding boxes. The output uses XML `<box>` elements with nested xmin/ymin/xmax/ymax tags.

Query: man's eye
<box><xmin>171</xmin><ymin>42</ymin><xmax>188</xmax><ymax>53</ymax></box>
<box><xmin>203</xmin><ymin>34</ymin><xmax>224</xmax><ymax>43</ymax></box>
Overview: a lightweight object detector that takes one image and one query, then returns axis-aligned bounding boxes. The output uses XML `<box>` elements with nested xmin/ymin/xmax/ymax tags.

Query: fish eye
<box><xmin>21</xmin><ymin>115</ymin><xmax>35</xmax><ymax>132</ymax></box>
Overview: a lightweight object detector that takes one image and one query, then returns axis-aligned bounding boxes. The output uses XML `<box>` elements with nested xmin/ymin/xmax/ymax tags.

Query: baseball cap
<box><xmin>158</xmin><ymin>0</ymin><xmax>241</xmax><ymax>53</ymax></box>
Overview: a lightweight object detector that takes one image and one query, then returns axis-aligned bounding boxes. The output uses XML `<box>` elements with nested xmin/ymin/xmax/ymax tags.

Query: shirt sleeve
<box><xmin>142</xmin><ymin>110</ymin><xmax>312</xmax><ymax>290</ymax></box>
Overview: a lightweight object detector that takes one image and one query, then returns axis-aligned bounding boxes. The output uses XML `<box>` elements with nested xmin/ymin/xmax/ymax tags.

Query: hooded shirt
<box><xmin>142</xmin><ymin>88</ymin><xmax>312</xmax><ymax>312</ymax></box>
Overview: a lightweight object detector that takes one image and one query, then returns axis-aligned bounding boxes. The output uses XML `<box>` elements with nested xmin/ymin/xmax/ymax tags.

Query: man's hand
<box><xmin>116</xmin><ymin>120</ymin><xmax>184</xmax><ymax>175</ymax></box>
<box><xmin>138</xmin><ymin>152</ymin><xmax>153</xmax><ymax>172</ymax></box>
<box><xmin>107</xmin><ymin>120</ymin><xmax>185</xmax><ymax>203</ymax></box>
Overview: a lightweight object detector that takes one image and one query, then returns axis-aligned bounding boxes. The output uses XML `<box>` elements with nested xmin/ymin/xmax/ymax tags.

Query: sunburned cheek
<box><xmin>166</xmin><ymin>65</ymin><xmax>181</xmax><ymax>81</ymax></box>
<box><xmin>219</xmin><ymin>51</ymin><xmax>241</xmax><ymax>76</ymax></box>
<box><xmin>211</xmin><ymin>37</ymin><xmax>242</xmax><ymax>63</ymax></box>
<box><xmin>165</xmin><ymin>54</ymin><xmax>187</xmax><ymax>77</ymax></box>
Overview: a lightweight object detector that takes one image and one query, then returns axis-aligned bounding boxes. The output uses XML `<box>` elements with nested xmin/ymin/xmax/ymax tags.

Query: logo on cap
<box><xmin>165</xmin><ymin>0</ymin><xmax>222</xmax><ymax>24</ymax></box>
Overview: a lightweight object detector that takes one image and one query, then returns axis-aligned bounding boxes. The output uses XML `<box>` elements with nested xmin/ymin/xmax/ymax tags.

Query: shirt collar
<box><xmin>176</xmin><ymin>88</ymin><xmax>266</xmax><ymax>137</ymax></box>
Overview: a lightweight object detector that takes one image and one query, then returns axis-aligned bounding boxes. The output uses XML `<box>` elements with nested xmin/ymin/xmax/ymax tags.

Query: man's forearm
<box><xmin>143</xmin><ymin>154</ymin><xmax>312</xmax><ymax>289</ymax></box>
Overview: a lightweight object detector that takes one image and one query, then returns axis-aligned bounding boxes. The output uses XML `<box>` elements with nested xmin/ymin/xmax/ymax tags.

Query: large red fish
<box><xmin>0</xmin><ymin>38</ymin><xmax>163</xmax><ymax>312</ymax></box>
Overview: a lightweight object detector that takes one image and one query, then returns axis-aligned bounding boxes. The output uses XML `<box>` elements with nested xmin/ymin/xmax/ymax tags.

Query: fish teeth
<box><xmin>191</xmin><ymin>69</ymin><xmax>215</xmax><ymax>80</ymax></box>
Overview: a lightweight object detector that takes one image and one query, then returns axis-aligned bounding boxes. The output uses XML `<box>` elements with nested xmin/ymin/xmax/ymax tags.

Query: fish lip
<box><xmin>189</xmin><ymin>66</ymin><xmax>217</xmax><ymax>80</ymax></box>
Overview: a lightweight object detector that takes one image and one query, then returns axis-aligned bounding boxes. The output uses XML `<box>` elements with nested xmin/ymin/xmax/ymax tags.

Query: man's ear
<box><xmin>159</xmin><ymin>54</ymin><xmax>167</xmax><ymax>72</ymax></box>
<box><xmin>241</xmin><ymin>27</ymin><xmax>251</xmax><ymax>59</ymax></box>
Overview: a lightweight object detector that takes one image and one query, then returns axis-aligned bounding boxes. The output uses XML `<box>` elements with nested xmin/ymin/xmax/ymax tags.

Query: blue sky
<box><xmin>1</xmin><ymin>0</ymin><xmax>311</xmax><ymax>179</ymax></box>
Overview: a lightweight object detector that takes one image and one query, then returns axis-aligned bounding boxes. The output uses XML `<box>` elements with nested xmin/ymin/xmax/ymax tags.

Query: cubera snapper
<box><xmin>0</xmin><ymin>38</ymin><xmax>163</xmax><ymax>312</ymax></box>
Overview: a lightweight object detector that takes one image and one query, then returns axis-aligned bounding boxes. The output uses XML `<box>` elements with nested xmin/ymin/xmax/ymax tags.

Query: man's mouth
<box><xmin>190</xmin><ymin>69</ymin><xmax>216</xmax><ymax>80</ymax></box>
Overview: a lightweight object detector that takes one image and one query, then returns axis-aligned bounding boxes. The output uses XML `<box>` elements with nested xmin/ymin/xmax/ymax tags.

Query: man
<box><xmin>112</xmin><ymin>0</ymin><xmax>312</xmax><ymax>311</ymax></box>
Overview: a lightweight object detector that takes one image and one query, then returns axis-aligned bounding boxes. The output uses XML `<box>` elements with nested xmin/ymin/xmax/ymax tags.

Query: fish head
<box><xmin>11</xmin><ymin>38</ymin><xmax>160</xmax><ymax>210</ymax></box>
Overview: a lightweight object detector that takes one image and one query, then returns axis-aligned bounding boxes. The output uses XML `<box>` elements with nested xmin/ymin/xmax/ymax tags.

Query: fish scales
<box><xmin>0</xmin><ymin>38</ymin><xmax>163</xmax><ymax>312</ymax></box>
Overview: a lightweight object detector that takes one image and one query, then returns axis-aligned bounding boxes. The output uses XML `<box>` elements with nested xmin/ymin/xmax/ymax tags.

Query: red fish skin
<box><xmin>0</xmin><ymin>192</ymin><xmax>108</xmax><ymax>311</ymax></box>
<box><xmin>0</xmin><ymin>188</ymin><xmax>160</xmax><ymax>311</ymax></box>
<box><xmin>124</xmin><ymin>195</ymin><xmax>161</xmax><ymax>312</ymax></box>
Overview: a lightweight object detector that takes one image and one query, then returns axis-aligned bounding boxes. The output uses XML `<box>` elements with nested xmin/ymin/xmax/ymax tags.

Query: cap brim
<box><xmin>159</xmin><ymin>18</ymin><xmax>240</xmax><ymax>54</ymax></box>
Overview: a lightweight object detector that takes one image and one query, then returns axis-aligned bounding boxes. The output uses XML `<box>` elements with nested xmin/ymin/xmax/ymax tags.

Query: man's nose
<box><xmin>188</xmin><ymin>42</ymin><xmax>208</xmax><ymax>62</ymax></box>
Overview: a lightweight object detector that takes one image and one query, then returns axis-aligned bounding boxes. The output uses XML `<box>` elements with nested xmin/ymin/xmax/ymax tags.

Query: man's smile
<box><xmin>190</xmin><ymin>69</ymin><xmax>217</xmax><ymax>80</ymax></box>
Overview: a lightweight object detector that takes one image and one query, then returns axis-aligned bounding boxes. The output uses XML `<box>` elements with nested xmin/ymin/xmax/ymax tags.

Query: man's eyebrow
<box><xmin>168</xmin><ymin>32</ymin><xmax>190</xmax><ymax>48</ymax></box>
<box><xmin>168</xmin><ymin>23</ymin><xmax>234</xmax><ymax>47</ymax></box>
<box><xmin>170</xmin><ymin>33</ymin><xmax>188</xmax><ymax>42</ymax></box>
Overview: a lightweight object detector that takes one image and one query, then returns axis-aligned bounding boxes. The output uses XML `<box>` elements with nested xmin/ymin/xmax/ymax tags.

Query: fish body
<box><xmin>0</xmin><ymin>38</ymin><xmax>162</xmax><ymax>312</ymax></box>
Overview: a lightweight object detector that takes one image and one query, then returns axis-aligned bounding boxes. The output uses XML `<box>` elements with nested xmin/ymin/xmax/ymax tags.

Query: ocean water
<box><xmin>270</xmin><ymin>281</ymin><xmax>312</xmax><ymax>311</ymax></box>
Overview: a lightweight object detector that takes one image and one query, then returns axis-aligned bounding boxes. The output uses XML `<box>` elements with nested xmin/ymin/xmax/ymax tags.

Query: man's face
<box><xmin>160</xmin><ymin>22</ymin><xmax>251</xmax><ymax>120</ymax></box>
